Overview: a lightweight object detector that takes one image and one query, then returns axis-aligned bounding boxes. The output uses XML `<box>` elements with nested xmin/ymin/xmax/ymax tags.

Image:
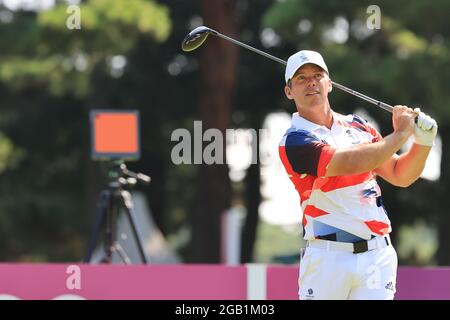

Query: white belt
<box><xmin>307</xmin><ymin>235</ymin><xmax>391</xmax><ymax>254</ymax></box>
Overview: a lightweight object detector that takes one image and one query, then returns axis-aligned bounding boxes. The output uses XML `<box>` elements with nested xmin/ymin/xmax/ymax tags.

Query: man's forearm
<box><xmin>326</xmin><ymin>131</ymin><xmax>410</xmax><ymax>177</ymax></box>
<box><xmin>392</xmin><ymin>143</ymin><xmax>432</xmax><ymax>186</ymax></box>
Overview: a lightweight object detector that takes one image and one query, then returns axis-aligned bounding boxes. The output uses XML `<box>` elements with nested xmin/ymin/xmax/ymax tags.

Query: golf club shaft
<box><xmin>213</xmin><ymin>30</ymin><xmax>393</xmax><ymax>113</ymax></box>
<box><xmin>215</xmin><ymin>31</ymin><xmax>287</xmax><ymax>65</ymax></box>
<box><xmin>331</xmin><ymin>82</ymin><xmax>393</xmax><ymax>112</ymax></box>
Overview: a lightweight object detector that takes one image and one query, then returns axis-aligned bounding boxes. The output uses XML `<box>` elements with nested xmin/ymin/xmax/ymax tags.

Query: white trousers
<box><xmin>298</xmin><ymin>238</ymin><xmax>398</xmax><ymax>300</ymax></box>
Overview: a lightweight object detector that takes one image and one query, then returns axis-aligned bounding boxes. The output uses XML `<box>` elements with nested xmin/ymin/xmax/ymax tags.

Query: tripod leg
<box><xmin>120</xmin><ymin>190</ymin><xmax>149</xmax><ymax>264</ymax></box>
<box><xmin>84</xmin><ymin>190</ymin><xmax>110</xmax><ymax>263</ymax></box>
<box><xmin>102</xmin><ymin>190</ymin><xmax>118</xmax><ymax>264</ymax></box>
<box><xmin>112</xmin><ymin>243</ymin><xmax>132</xmax><ymax>265</ymax></box>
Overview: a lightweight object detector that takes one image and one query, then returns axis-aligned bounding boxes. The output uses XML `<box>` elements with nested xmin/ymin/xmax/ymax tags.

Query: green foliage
<box><xmin>254</xmin><ymin>221</ymin><xmax>303</xmax><ymax>264</ymax></box>
<box><xmin>0</xmin><ymin>0</ymin><xmax>171</xmax><ymax>97</ymax></box>
<box><xmin>37</xmin><ymin>0</ymin><xmax>171</xmax><ymax>57</ymax></box>
<box><xmin>0</xmin><ymin>0</ymin><xmax>172</xmax><ymax>261</ymax></box>
<box><xmin>263</xmin><ymin>0</ymin><xmax>450</xmax><ymax>122</ymax></box>
<box><xmin>262</xmin><ymin>0</ymin><xmax>311</xmax><ymax>34</ymax></box>
<box><xmin>0</xmin><ymin>131</ymin><xmax>24</xmax><ymax>173</ymax></box>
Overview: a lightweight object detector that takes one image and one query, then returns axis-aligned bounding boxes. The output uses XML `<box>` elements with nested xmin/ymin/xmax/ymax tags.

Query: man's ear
<box><xmin>284</xmin><ymin>85</ymin><xmax>293</xmax><ymax>100</ymax></box>
<box><xmin>328</xmin><ymin>79</ymin><xmax>332</xmax><ymax>92</ymax></box>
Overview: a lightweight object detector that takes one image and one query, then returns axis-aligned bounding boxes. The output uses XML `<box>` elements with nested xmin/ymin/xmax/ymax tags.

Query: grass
<box><xmin>253</xmin><ymin>220</ymin><xmax>306</xmax><ymax>264</ymax></box>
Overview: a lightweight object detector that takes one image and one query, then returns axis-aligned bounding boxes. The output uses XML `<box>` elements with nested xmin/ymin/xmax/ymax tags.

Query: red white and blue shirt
<box><xmin>279</xmin><ymin>112</ymin><xmax>391</xmax><ymax>241</ymax></box>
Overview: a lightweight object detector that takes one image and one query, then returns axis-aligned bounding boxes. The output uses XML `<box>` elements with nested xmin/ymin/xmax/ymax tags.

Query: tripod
<box><xmin>84</xmin><ymin>161</ymin><xmax>151</xmax><ymax>264</ymax></box>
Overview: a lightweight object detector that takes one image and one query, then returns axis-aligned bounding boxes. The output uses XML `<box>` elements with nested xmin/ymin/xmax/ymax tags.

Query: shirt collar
<box><xmin>291</xmin><ymin>112</ymin><xmax>322</xmax><ymax>131</ymax></box>
<box><xmin>291</xmin><ymin>111</ymin><xmax>341</xmax><ymax>132</ymax></box>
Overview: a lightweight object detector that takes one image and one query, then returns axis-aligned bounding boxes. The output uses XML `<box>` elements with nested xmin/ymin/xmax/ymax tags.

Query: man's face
<box><xmin>284</xmin><ymin>63</ymin><xmax>332</xmax><ymax>110</ymax></box>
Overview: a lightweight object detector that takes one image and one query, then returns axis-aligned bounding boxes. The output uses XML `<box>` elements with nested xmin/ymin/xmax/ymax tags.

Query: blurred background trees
<box><xmin>0</xmin><ymin>0</ymin><xmax>448</xmax><ymax>265</ymax></box>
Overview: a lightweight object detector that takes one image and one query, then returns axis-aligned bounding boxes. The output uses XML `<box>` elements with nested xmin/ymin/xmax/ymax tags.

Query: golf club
<box><xmin>182</xmin><ymin>26</ymin><xmax>394</xmax><ymax>113</ymax></box>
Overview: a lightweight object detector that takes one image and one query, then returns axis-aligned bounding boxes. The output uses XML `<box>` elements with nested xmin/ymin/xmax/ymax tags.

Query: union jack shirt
<box><xmin>279</xmin><ymin>112</ymin><xmax>391</xmax><ymax>241</ymax></box>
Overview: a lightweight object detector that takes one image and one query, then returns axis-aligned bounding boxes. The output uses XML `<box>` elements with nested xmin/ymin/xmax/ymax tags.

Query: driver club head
<box><xmin>181</xmin><ymin>26</ymin><xmax>217</xmax><ymax>52</ymax></box>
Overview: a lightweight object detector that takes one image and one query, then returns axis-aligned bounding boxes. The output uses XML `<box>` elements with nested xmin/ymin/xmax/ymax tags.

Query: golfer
<box><xmin>279</xmin><ymin>50</ymin><xmax>437</xmax><ymax>300</ymax></box>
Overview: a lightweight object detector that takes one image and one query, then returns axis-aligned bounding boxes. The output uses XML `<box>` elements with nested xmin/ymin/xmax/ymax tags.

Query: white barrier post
<box><xmin>221</xmin><ymin>208</ymin><xmax>243</xmax><ymax>265</ymax></box>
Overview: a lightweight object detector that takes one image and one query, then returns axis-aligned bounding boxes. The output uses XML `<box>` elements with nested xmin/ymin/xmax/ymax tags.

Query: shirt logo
<box><xmin>385</xmin><ymin>281</ymin><xmax>395</xmax><ymax>291</ymax></box>
<box><xmin>346</xmin><ymin>129</ymin><xmax>361</xmax><ymax>144</ymax></box>
<box><xmin>304</xmin><ymin>288</ymin><xmax>314</xmax><ymax>299</ymax></box>
<box><xmin>360</xmin><ymin>185</ymin><xmax>381</xmax><ymax>206</ymax></box>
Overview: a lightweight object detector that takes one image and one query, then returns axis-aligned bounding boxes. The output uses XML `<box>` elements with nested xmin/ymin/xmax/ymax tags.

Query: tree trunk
<box><xmin>241</xmin><ymin>114</ymin><xmax>263</xmax><ymax>263</ymax></box>
<box><xmin>240</xmin><ymin>162</ymin><xmax>261</xmax><ymax>263</ymax></box>
<box><xmin>437</xmin><ymin>125</ymin><xmax>450</xmax><ymax>265</ymax></box>
<box><xmin>190</xmin><ymin>0</ymin><xmax>238</xmax><ymax>262</ymax></box>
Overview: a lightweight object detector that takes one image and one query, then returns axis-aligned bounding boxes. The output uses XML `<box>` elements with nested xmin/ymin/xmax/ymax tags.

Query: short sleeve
<box><xmin>366</xmin><ymin>123</ymin><xmax>383</xmax><ymax>142</ymax></box>
<box><xmin>283</xmin><ymin>130</ymin><xmax>335</xmax><ymax>177</ymax></box>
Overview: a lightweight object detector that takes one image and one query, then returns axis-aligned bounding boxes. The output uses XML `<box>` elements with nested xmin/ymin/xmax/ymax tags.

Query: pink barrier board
<box><xmin>0</xmin><ymin>264</ymin><xmax>449</xmax><ymax>300</ymax></box>
<box><xmin>0</xmin><ymin>264</ymin><xmax>247</xmax><ymax>300</ymax></box>
<box><xmin>396</xmin><ymin>267</ymin><xmax>450</xmax><ymax>300</ymax></box>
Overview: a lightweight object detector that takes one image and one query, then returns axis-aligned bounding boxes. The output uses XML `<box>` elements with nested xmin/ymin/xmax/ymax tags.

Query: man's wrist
<box><xmin>413</xmin><ymin>137</ymin><xmax>435</xmax><ymax>147</ymax></box>
<box><xmin>392</xmin><ymin>130</ymin><xmax>411</xmax><ymax>143</ymax></box>
<box><xmin>412</xmin><ymin>142</ymin><xmax>433</xmax><ymax>149</ymax></box>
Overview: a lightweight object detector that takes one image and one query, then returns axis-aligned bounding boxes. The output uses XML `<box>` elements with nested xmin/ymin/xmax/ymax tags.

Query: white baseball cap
<box><xmin>285</xmin><ymin>50</ymin><xmax>329</xmax><ymax>83</ymax></box>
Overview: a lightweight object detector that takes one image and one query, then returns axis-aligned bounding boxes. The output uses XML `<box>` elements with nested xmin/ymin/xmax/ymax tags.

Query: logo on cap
<box><xmin>298</xmin><ymin>52</ymin><xmax>308</xmax><ymax>63</ymax></box>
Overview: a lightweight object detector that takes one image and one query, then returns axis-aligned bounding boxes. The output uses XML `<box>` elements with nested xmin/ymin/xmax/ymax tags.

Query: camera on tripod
<box><xmin>84</xmin><ymin>110</ymin><xmax>150</xmax><ymax>264</ymax></box>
